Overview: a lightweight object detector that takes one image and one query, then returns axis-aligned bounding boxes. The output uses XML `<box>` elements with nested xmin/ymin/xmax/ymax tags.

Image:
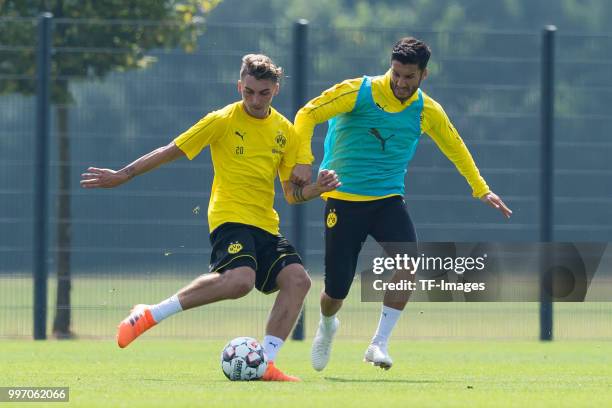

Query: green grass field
<box><xmin>2</xmin><ymin>274</ymin><xmax>612</xmax><ymax>407</ymax></box>
<box><xmin>2</xmin><ymin>339</ymin><xmax>612</xmax><ymax>407</ymax></box>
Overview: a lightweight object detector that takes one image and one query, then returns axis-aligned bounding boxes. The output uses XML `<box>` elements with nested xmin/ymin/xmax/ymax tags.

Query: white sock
<box><xmin>149</xmin><ymin>294</ymin><xmax>183</xmax><ymax>323</ymax></box>
<box><xmin>371</xmin><ymin>305</ymin><xmax>402</xmax><ymax>348</ymax></box>
<box><xmin>263</xmin><ymin>335</ymin><xmax>284</xmax><ymax>362</ymax></box>
<box><xmin>320</xmin><ymin>313</ymin><xmax>337</xmax><ymax>331</ymax></box>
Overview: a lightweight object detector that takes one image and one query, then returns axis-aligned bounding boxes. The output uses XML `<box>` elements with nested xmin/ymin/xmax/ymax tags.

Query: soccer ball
<box><xmin>221</xmin><ymin>337</ymin><xmax>268</xmax><ymax>381</ymax></box>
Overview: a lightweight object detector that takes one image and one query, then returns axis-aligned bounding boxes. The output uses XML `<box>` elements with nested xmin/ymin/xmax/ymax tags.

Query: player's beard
<box><xmin>391</xmin><ymin>77</ymin><xmax>422</xmax><ymax>102</ymax></box>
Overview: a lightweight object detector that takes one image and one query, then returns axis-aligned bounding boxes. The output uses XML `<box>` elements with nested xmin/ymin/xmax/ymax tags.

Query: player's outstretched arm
<box><xmin>282</xmin><ymin>169</ymin><xmax>341</xmax><ymax>204</ymax></box>
<box><xmin>480</xmin><ymin>191</ymin><xmax>512</xmax><ymax>219</ymax></box>
<box><xmin>80</xmin><ymin>141</ymin><xmax>186</xmax><ymax>189</ymax></box>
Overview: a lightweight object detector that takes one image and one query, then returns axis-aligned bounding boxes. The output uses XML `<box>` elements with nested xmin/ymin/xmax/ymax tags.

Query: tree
<box><xmin>0</xmin><ymin>0</ymin><xmax>221</xmax><ymax>338</ymax></box>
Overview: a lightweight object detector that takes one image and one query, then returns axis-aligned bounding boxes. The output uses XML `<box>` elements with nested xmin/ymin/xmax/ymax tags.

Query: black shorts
<box><xmin>209</xmin><ymin>222</ymin><xmax>302</xmax><ymax>294</ymax></box>
<box><xmin>324</xmin><ymin>195</ymin><xmax>417</xmax><ymax>299</ymax></box>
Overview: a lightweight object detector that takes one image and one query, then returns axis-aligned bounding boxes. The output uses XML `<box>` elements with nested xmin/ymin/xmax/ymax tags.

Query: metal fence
<box><xmin>1</xmin><ymin>17</ymin><xmax>611</xmax><ymax>339</ymax></box>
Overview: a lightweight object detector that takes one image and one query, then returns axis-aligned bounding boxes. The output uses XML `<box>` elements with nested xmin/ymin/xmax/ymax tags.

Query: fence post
<box><xmin>33</xmin><ymin>12</ymin><xmax>53</xmax><ymax>340</ymax></box>
<box><xmin>291</xmin><ymin>19</ymin><xmax>309</xmax><ymax>341</ymax></box>
<box><xmin>32</xmin><ymin>13</ymin><xmax>53</xmax><ymax>340</ymax></box>
<box><xmin>540</xmin><ymin>25</ymin><xmax>556</xmax><ymax>341</ymax></box>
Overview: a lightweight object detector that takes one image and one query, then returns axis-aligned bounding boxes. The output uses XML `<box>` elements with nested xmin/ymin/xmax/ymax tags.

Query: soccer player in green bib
<box><xmin>292</xmin><ymin>37</ymin><xmax>512</xmax><ymax>371</ymax></box>
<box><xmin>81</xmin><ymin>54</ymin><xmax>340</xmax><ymax>381</ymax></box>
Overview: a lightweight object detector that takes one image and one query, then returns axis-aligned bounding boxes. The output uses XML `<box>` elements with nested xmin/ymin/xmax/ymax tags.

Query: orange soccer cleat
<box><xmin>262</xmin><ymin>361</ymin><xmax>301</xmax><ymax>382</ymax></box>
<box><xmin>116</xmin><ymin>304</ymin><xmax>157</xmax><ymax>348</ymax></box>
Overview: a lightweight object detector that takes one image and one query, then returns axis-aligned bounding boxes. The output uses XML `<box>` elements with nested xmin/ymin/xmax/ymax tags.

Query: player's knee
<box><xmin>224</xmin><ymin>268</ymin><xmax>255</xmax><ymax>298</ymax></box>
<box><xmin>232</xmin><ymin>278</ymin><xmax>255</xmax><ymax>298</ymax></box>
<box><xmin>279</xmin><ymin>264</ymin><xmax>311</xmax><ymax>295</ymax></box>
<box><xmin>292</xmin><ymin>269</ymin><xmax>311</xmax><ymax>294</ymax></box>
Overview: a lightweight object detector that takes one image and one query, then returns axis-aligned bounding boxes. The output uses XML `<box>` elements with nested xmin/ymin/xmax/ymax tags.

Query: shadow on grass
<box><xmin>324</xmin><ymin>377</ymin><xmax>451</xmax><ymax>384</ymax></box>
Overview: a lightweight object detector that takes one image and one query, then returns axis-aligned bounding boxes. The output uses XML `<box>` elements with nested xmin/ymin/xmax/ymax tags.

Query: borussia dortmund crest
<box><xmin>275</xmin><ymin>131</ymin><xmax>287</xmax><ymax>148</ymax></box>
<box><xmin>228</xmin><ymin>241</ymin><xmax>243</xmax><ymax>254</ymax></box>
<box><xmin>326</xmin><ymin>209</ymin><xmax>338</xmax><ymax>228</ymax></box>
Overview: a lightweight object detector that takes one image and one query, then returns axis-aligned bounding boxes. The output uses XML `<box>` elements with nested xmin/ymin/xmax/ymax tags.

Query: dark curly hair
<box><xmin>391</xmin><ymin>37</ymin><xmax>431</xmax><ymax>70</ymax></box>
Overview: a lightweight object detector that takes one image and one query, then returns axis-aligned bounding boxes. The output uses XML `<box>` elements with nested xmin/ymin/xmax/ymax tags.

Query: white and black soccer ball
<box><xmin>221</xmin><ymin>337</ymin><xmax>268</xmax><ymax>381</ymax></box>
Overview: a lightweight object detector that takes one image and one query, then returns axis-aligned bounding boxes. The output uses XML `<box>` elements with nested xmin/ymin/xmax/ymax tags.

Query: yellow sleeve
<box><xmin>173</xmin><ymin>109</ymin><xmax>229</xmax><ymax>160</ymax></box>
<box><xmin>294</xmin><ymin>78</ymin><xmax>362</xmax><ymax>164</ymax></box>
<box><xmin>279</xmin><ymin>126</ymin><xmax>299</xmax><ymax>182</ymax></box>
<box><xmin>421</xmin><ymin>94</ymin><xmax>490</xmax><ymax>198</ymax></box>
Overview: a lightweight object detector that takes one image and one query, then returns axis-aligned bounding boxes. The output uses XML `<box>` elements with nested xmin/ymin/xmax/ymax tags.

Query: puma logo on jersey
<box><xmin>368</xmin><ymin>128</ymin><xmax>395</xmax><ymax>151</ymax></box>
<box><xmin>375</xmin><ymin>102</ymin><xmax>386</xmax><ymax>111</ymax></box>
<box><xmin>235</xmin><ymin>130</ymin><xmax>245</xmax><ymax>141</ymax></box>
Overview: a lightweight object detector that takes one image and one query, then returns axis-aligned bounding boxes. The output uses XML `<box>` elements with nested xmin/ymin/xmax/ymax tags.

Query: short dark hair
<box><xmin>240</xmin><ymin>54</ymin><xmax>283</xmax><ymax>83</ymax></box>
<box><xmin>391</xmin><ymin>37</ymin><xmax>431</xmax><ymax>70</ymax></box>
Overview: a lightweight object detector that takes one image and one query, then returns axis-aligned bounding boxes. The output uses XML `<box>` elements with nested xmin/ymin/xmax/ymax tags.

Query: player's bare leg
<box><xmin>382</xmin><ymin>267</ymin><xmax>414</xmax><ymax>310</ymax></box>
<box><xmin>177</xmin><ymin>266</ymin><xmax>256</xmax><ymax>309</ymax></box>
<box><xmin>320</xmin><ymin>291</ymin><xmax>343</xmax><ymax>316</ymax></box>
<box><xmin>265</xmin><ymin>264</ymin><xmax>311</xmax><ymax>340</ymax></box>
<box><xmin>262</xmin><ymin>263</ymin><xmax>311</xmax><ymax>382</ymax></box>
<box><xmin>117</xmin><ymin>267</ymin><xmax>255</xmax><ymax>348</ymax></box>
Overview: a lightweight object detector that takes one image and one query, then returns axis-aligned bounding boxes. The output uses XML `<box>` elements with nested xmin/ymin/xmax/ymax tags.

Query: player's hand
<box><xmin>80</xmin><ymin>167</ymin><xmax>129</xmax><ymax>189</ymax></box>
<box><xmin>480</xmin><ymin>191</ymin><xmax>512</xmax><ymax>219</ymax></box>
<box><xmin>316</xmin><ymin>169</ymin><xmax>341</xmax><ymax>193</ymax></box>
<box><xmin>290</xmin><ymin>164</ymin><xmax>312</xmax><ymax>186</ymax></box>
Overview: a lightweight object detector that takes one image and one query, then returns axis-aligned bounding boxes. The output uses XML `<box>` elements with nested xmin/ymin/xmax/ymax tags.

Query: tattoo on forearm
<box><xmin>292</xmin><ymin>185</ymin><xmax>306</xmax><ymax>202</ymax></box>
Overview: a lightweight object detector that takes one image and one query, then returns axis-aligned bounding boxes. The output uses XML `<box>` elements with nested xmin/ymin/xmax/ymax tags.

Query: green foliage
<box><xmin>210</xmin><ymin>0</ymin><xmax>612</xmax><ymax>37</ymax></box>
<box><xmin>205</xmin><ymin>0</ymin><xmax>610</xmax><ymax>87</ymax></box>
<box><xmin>0</xmin><ymin>0</ymin><xmax>221</xmax><ymax>103</ymax></box>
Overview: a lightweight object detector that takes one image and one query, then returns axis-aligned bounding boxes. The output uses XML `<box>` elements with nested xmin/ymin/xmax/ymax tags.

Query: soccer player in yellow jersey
<box><xmin>80</xmin><ymin>54</ymin><xmax>340</xmax><ymax>382</ymax></box>
<box><xmin>292</xmin><ymin>38</ymin><xmax>512</xmax><ymax>371</ymax></box>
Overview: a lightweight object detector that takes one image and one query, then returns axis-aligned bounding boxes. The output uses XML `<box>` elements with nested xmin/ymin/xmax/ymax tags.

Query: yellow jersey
<box><xmin>295</xmin><ymin>70</ymin><xmax>489</xmax><ymax>200</ymax></box>
<box><xmin>174</xmin><ymin>101</ymin><xmax>298</xmax><ymax>235</ymax></box>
